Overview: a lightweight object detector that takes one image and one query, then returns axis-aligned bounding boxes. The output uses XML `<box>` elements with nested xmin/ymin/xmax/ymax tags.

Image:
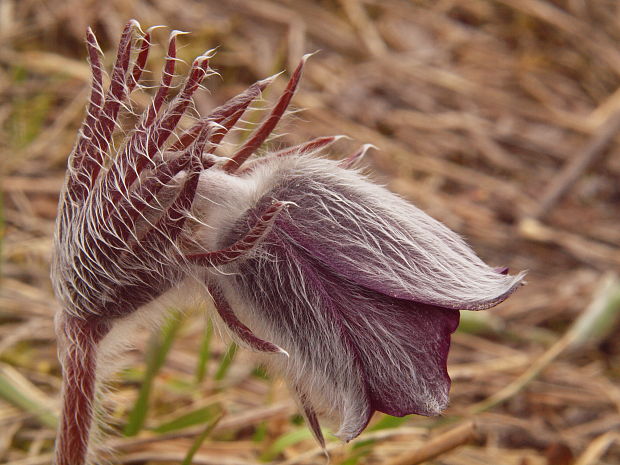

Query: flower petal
<box><xmin>214</xmin><ymin>233</ymin><xmax>459</xmax><ymax>441</ymax></box>
<box><xmin>205</xmin><ymin>154</ymin><xmax>523</xmax><ymax>441</ymax></box>
<box><xmin>243</xmin><ymin>156</ymin><xmax>525</xmax><ymax>310</ymax></box>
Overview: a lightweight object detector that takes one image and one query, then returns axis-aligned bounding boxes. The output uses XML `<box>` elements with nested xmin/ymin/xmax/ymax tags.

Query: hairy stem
<box><xmin>55</xmin><ymin>317</ymin><xmax>109</xmax><ymax>465</ymax></box>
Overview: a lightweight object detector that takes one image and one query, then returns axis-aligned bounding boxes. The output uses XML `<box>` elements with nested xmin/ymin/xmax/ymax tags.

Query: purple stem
<box><xmin>223</xmin><ymin>56</ymin><xmax>310</xmax><ymax>172</ymax></box>
<box><xmin>55</xmin><ymin>317</ymin><xmax>110</xmax><ymax>465</ymax></box>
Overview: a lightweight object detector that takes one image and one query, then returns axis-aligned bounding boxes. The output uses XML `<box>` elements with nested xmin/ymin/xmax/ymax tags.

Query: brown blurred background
<box><xmin>1</xmin><ymin>1</ymin><xmax>619</xmax><ymax>464</ymax></box>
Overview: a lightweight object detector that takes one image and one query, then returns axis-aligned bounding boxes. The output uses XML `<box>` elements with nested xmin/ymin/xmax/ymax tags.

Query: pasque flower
<box><xmin>51</xmin><ymin>20</ymin><xmax>524</xmax><ymax>465</ymax></box>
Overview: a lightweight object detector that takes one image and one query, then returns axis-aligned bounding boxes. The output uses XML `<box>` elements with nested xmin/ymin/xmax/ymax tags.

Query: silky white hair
<box><xmin>190</xmin><ymin>153</ymin><xmax>524</xmax><ymax>441</ymax></box>
<box><xmin>51</xmin><ymin>20</ymin><xmax>523</xmax><ymax>464</ymax></box>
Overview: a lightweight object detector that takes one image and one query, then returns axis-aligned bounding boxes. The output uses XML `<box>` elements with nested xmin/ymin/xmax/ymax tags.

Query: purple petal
<box><xmin>201</xmin><ymin>154</ymin><xmax>523</xmax><ymax>441</ymax></box>
<box><xmin>242</xmin><ymin>156</ymin><xmax>524</xmax><ymax>310</ymax></box>
<box><xmin>214</xmin><ymin>232</ymin><xmax>459</xmax><ymax>440</ymax></box>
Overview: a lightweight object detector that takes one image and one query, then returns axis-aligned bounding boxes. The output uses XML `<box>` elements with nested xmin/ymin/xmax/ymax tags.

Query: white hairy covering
<box><xmin>190</xmin><ymin>154</ymin><xmax>524</xmax><ymax>440</ymax></box>
<box><xmin>50</xmin><ymin>20</ymin><xmax>523</xmax><ymax>460</ymax></box>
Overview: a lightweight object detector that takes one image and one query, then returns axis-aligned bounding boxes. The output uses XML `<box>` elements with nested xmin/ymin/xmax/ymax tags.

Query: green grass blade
<box><xmin>214</xmin><ymin>342</ymin><xmax>237</xmax><ymax>382</ymax></box>
<box><xmin>568</xmin><ymin>272</ymin><xmax>620</xmax><ymax>350</ymax></box>
<box><xmin>253</xmin><ymin>421</ymin><xmax>268</xmax><ymax>442</ymax></box>
<box><xmin>195</xmin><ymin>320</ymin><xmax>214</xmax><ymax>383</ymax></box>
<box><xmin>260</xmin><ymin>428</ymin><xmax>318</xmax><ymax>462</ymax></box>
<box><xmin>181</xmin><ymin>409</ymin><xmax>224</xmax><ymax>465</ymax></box>
<box><xmin>152</xmin><ymin>404</ymin><xmax>220</xmax><ymax>434</ymax></box>
<box><xmin>368</xmin><ymin>414</ymin><xmax>410</xmax><ymax>432</ymax></box>
<box><xmin>0</xmin><ymin>363</ymin><xmax>58</xmax><ymax>428</ymax></box>
<box><xmin>123</xmin><ymin>310</ymin><xmax>184</xmax><ymax>436</ymax></box>
<box><xmin>457</xmin><ymin>311</ymin><xmax>503</xmax><ymax>335</ymax></box>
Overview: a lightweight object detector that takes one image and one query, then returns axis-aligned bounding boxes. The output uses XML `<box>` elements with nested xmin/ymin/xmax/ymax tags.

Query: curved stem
<box><xmin>208</xmin><ymin>283</ymin><xmax>287</xmax><ymax>355</ymax></box>
<box><xmin>186</xmin><ymin>201</ymin><xmax>290</xmax><ymax>267</ymax></box>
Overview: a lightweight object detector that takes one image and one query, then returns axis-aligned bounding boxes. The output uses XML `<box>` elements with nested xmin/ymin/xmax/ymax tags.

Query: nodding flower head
<box><xmin>51</xmin><ymin>20</ymin><xmax>525</xmax><ymax>465</ymax></box>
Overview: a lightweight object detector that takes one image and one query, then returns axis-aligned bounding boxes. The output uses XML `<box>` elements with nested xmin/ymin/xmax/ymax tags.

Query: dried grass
<box><xmin>1</xmin><ymin>0</ymin><xmax>619</xmax><ymax>464</ymax></box>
